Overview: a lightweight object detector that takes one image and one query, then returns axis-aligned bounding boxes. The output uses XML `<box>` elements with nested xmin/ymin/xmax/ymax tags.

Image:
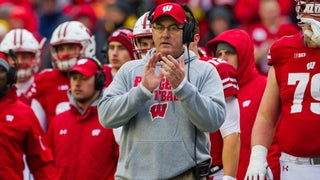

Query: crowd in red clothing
<box><xmin>0</xmin><ymin>0</ymin><xmax>299</xmax><ymax>75</ymax></box>
<box><xmin>0</xmin><ymin>0</ymin><xmax>304</xmax><ymax>180</ymax></box>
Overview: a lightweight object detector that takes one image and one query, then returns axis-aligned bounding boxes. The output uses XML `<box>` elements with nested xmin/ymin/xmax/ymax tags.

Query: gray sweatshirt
<box><xmin>98</xmin><ymin>47</ymin><xmax>226</xmax><ymax>179</ymax></box>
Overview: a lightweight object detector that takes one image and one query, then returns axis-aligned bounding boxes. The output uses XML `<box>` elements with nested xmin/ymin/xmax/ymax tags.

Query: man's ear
<box><xmin>194</xmin><ymin>33</ymin><xmax>201</xmax><ymax>44</ymax></box>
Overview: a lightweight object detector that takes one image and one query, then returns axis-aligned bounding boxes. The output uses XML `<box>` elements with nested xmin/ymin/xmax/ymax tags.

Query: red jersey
<box><xmin>269</xmin><ymin>33</ymin><xmax>320</xmax><ymax>157</ymax></box>
<box><xmin>32</xmin><ymin>69</ymin><xmax>71</xmax><ymax>128</ymax></box>
<box><xmin>202</xmin><ymin>57</ymin><xmax>238</xmax><ymax>166</ymax></box>
<box><xmin>46</xmin><ymin>100</ymin><xmax>119</xmax><ymax>179</ymax></box>
<box><xmin>16</xmin><ymin>78</ymin><xmax>37</xmax><ymax>106</ymax></box>
<box><xmin>0</xmin><ymin>87</ymin><xmax>56</xmax><ymax>179</ymax></box>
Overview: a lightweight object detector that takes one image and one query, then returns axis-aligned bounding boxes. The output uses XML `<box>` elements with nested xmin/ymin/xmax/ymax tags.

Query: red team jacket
<box><xmin>32</xmin><ymin>65</ymin><xmax>113</xmax><ymax>130</ymax></box>
<box><xmin>46</xmin><ymin>101</ymin><xmax>119</xmax><ymax>179</ymax></box>
<box><xmin>0</xmin><ymin>87</ymin><xmax>57</xmax><ymax>179</ymax></box>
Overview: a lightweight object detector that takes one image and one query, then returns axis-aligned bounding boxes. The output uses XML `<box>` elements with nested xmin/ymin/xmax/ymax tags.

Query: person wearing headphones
<box><xmin>98</xmin><ymin>3</ymin><xmax>226</xmax><ymax>179</ymax></box>
<box><xmin>0</xmin><ymin>52</ymin><xmax>57</xmax><ymax>179</ymax></box>
<box><xmin>46</xmin><ymin>57</ymin><xmax>119</xmax><ymax>179</ymax></box>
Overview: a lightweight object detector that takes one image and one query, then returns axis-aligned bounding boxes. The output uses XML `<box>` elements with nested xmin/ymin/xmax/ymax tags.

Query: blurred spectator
<box><xmin>63</xmin><ymin>3</ymin><xmax>98</xmax><ymax>34</ymax></box>
<box><xmin>38</xmin><ymin>0</ymin><xmax>70</xmax><ymax>39</ymax></box>
<box><xmin>200</xmin><ymin>6</ymin><xmax>237</xmax><ymax>47</ymax></box>
<box><xmin>0</xmin><ymin>1</ymin><xmax>41</xmax><ymax>41</ymax></box>
<box><xmin>104</xmin><ymin>1</ymin><xmax>136</xmax><ymax>34</ymax></box>
<box><xmin>90</xmin><ymin>0</ymin><xmax>120</xmax><ymax>19</ymax></box>
<box><xmin>233</xmin><ymin>0</ymin><xmax>294</xmax><ymax>30</ymax></box>
<box><xmin>38</xmin><ymin>0</ymin><xmax>71</xmax><ymax>68</ymax></box>
<box><xmin>246</xmin><ymin>0</ymin><xmax>300</xmax><ymax>75</ymax></box>
<box><xmin>95</xmin><ymin>1</ymin><xmax>137</xmax><ymax>63</ymax></box>
<box><xmin>62</xmin><ymin>3</ymin><xmax>105</xmax><ymax>62</ymax></box>
<box><xmin>8</xmin><ymin>5</ymin><xmax>41</xmax><ymax>39</ymax></box>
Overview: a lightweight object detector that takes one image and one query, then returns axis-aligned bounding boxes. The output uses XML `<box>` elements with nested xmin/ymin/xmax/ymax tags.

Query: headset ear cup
<box><xmin>183</xmin><ymin>22</ymin><xmax>195</xmax><ymax>44</ymax></box>
<box><xmin>94</xmin><ymin>72</ymin><xmax>106</xmax><ymax>90</ymax></box>
<box><xmin>181</xmin><ymin>4</ymin><xmax>196</xmax><ymax>44</ymax></box>
<box><xmin>7</xmin><ymin>67</ymin><xmax>17</xmax><ymax>86</ymax></box>
<box><xmin>89</xmin><ymin>57</ymin><xmax>106</xmax><ymax>90</ymax></box>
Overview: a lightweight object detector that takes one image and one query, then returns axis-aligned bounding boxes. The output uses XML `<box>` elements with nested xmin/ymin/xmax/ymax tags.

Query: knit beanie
<box><xmin>108</xmin><ymin>28</ymin><xmax>134</xmax><ymax>59</ymax></box>
<box><xmin>216</xmin><ymin>42</ymin><xmax>236</xmax><ymax>55</ymax></box>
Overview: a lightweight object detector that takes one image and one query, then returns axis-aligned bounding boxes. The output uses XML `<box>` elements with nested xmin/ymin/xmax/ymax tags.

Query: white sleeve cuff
<box><xmin>139</xmin><ymin>83</ymin><xmax>153</xmax><ymax>97</ymax></box>
<box><xmin>223</xmin><ymin>176</ymin><xmax>236</xmax><ymax>180</ymax></box>
<box><xmin>173</xmin><ymin>78</ymin><xmax>187</xmax><ymax>92</ymax></box>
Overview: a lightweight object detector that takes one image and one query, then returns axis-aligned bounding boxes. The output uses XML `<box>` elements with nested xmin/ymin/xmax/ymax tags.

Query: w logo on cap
<box><xmin>162</xmin><ymin>5</ymin><xmax>173</xmax><ymax>12</ymax></box>
<box><xmin>77</xmin><ymin>59</ymin><xmax>88</xmax><ymax>65</ymax></box>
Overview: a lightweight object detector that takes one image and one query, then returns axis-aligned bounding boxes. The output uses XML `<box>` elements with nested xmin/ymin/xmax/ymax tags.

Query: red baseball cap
<box><xmin>70</xmin><ymin>58</ymin><xmax>99</xmax><ymax>77</ymax></box>
<box><xmin>151</xmin><ymin>3</ymin><xmax>186</xmax><ymax>24</ymax></box>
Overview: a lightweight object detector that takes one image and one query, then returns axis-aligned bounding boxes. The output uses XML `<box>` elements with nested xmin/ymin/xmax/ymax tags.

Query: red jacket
<box><xmin>46</xmin><ymin>94</ymin><xmax>119</xmax><ymax>180</ymax></box>
<box><xmin>32</xmin><ymin>65</ymin><xmax>113</xmax><ymax>130</ymax></box>
<box><xmin>0</xmin><ymin>87</ymin><xmax>56</xmax><ymax>180</ymax></box>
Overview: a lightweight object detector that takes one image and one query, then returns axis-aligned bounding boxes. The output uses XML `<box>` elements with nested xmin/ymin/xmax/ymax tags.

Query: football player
<box><xmin>31</xmin><ymin>21</ymin><xmax>97</xmax><ymax>132</ymax></box>
<box><xmin>131</xmin><ymin>12</ymin><xmax>154</xmax><ymax>59</ymax></box>
<box><xmin>246</xmin><ymin>0</ymin><xmax>320</xmax><ymax>179</ymax></box>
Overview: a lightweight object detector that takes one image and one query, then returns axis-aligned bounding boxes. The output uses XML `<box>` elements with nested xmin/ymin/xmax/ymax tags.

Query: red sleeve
<box><xmin>207</xmin><ymin>58</ymin><xmax>238</xmax><ymax>98</ymax></box>
<box><xmin>24</xmin><ymin>107</ymin><xmax>58</xmax><ymax>179</ymax></box>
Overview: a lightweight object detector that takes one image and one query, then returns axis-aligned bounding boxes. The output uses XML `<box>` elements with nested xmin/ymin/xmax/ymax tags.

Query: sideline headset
<box><xmin>7</xmin><ymin>50</ymin><xmax>18</xmax><ymax>86</ymax></box>
<box><xmin>147</xmin><ymin>3</ymin><xmax>196</xmax><ymax>45</ymax></box>
<box><xmin>90</xmin><ymin>57</ymin><xmax>106</xmax><ymax>90</ymax></box>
